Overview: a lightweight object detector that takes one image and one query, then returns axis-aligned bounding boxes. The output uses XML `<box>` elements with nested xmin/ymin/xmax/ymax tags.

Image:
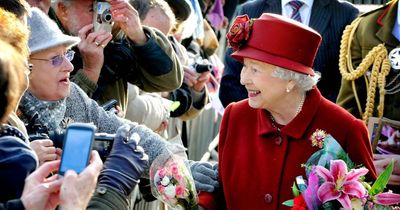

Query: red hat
<box><xmin>227</xmin><ymin>13</ymin><xmax>321</xmax><ymax>76</ymax></box>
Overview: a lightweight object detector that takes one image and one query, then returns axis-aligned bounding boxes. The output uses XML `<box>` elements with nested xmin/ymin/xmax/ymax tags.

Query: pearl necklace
<box><xmin>296</xmin><ymin>94</ymin><xmax>306</xmax><ymax>115</ymax></box>
<box><xmin>270</xmin><ymin>93</ymin><xmax>306</xmax><ymax>129</ymax></box>
<box><xmin>269</xmin><ymin>94</ymin><xmax>305</xmax><ymax>145</ymax></box>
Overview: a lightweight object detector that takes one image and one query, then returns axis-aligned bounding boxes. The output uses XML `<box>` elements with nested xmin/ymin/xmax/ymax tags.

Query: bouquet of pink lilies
<box><xmin>283</xmin><ymin>129</ymin><xmax>400</xmax><ymax>210</ymax></box>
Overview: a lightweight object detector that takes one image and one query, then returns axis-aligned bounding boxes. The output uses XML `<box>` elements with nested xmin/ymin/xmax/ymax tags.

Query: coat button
<box><xmin>274</xmin><ymin>136</ymin><xmax>282</xmax><ymax>145</ymax></box>
<box><xmin>96</xmin><ymin>186</ymin><xmax>107</xmax><ymax>195</ymax></box>
<box><xmin>264</xmin><ymin>194</ymin><xmax>273</xmax><ymax>203</ymax></box>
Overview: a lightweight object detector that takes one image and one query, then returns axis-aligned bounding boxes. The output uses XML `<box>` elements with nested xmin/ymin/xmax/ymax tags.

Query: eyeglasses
<box><xmin>30</xmin><ymin>50</ymin><xmax>75</xmax><ymax>66</ymax></box>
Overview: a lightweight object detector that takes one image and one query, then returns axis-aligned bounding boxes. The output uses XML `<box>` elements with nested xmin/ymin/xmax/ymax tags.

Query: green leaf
<box><xmin>369</xmin><ymin>161</ymin><xmax>394</xmax><ymax>196</ymax></box>
<box><xmin>292</xmin><ymin>182</ymin><xmax>299</xmax><ymax>197</ymax></box>
<box><xmin>282</xmin><ymin>199</ymin><xmax>294</xmax><ymax>207</ymax></box>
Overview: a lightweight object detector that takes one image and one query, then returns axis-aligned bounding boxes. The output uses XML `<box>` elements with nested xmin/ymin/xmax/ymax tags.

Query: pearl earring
<box><xmin>286</xmin><ymin>87</ymin><xmax>290</xmax><ymax>93</ymax></box>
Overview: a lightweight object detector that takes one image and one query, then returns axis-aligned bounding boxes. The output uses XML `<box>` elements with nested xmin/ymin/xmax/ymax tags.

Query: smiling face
<box><xmin>240</xmin><ymin>58</ymin><xmax>288</xmax><ymax>110</ymax></box>
<box><xmin>28</xmin><ymin>45</ymin><xmax>74</xmax><ymax>101</ymax></box>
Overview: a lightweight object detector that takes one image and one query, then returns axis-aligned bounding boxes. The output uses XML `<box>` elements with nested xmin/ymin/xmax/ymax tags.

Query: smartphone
<box><xmin>58</xmin><ymin>123</ymin><xmax>96</xmax><ymax>176</ymax></box>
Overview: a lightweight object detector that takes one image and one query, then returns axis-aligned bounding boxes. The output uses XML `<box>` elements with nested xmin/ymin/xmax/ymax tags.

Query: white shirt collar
<box><xmin>397</xmin><ymin>2</ymin><xmax>400</xmax><ymax>26</ymax></box>
<box><xmin>282</xmin><ymin>0</ymin><xmax>313</xmax><ymax>8</ymax></box>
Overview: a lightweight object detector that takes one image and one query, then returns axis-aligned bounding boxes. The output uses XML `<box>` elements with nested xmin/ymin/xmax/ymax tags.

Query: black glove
<box><xmin>138</xmin><ymin>178</ymin><xmax>157</xmax><ymax>202</ymax></box>
<box><xmin>188</xmin><ymin>161</ymin><xmax>219</xmax><ymax>192</ymax></box>
<box><xmin>98</xmin><ymin>124</ymin><xmax>149</xmax><ymax>196</ymax></box>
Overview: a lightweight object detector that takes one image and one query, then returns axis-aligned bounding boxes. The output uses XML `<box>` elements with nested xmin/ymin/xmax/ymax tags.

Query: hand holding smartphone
<box><xmin>59</xmin><ymin>123</ymin><xmax>96</xmax><ymax>176</ymax></box>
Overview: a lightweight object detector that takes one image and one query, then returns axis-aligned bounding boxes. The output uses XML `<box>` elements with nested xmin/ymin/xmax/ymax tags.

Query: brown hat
<box><xmin>164</xmin><ymin>0</ymin><xmax>191</xmax><ymax>22</ymax></box>
<box><xmin>227</xmin><ymin>13</ymin><xmax>321</xmax><ymax>76</ymax></box>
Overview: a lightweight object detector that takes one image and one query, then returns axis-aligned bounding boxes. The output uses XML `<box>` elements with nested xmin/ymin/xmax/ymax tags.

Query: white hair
<box><xmin>271</xmin><ymin>67</ymin><xmax>320</xmax><ymax>91</ymax></box>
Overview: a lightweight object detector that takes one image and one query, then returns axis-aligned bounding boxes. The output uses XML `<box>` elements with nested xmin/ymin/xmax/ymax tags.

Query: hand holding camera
<box><xmin>77</xmin><ymin>23</ymin><xmax>112</xmax><ymax>83</ymax></box>
<box><xmin>107</xmin><ymin>0</ymin><xmax>147</xmax><ymax>45</ymax></box>
<box><xmin>184</xmin><ymin>64</ymin><xmax>212</xmax><ymax>92</ymax></box>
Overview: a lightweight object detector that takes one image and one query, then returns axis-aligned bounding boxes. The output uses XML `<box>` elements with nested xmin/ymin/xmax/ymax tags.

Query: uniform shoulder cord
<box><xmin>339</xmin><ymin>17</ymin><xmax>391</xmax><ymax>124</ymax></box>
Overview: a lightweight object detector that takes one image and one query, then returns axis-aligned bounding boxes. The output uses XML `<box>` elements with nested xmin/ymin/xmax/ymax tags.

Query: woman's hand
<box><xmin>21</xmin><ymin>160</ymin><xmax>63</xmax><ymax>210</ymax></box>
<box><xmin>77</xmin><ymin>24</ymin><xmax>112</xmax><ymax>83</ymax></box>
<box><xmin>109</xmin><ymin>0</ymin><xmax>147</xmax><ymax>45</ymax></box>
<box><xmin>374</xmin><ymin>154</ymin><xmax>400</xmax><ymax>185</ymax></box>
<box><xmin>30</xmin><ymin>139</ymin><xmax>60</xmax><ymax>165</ymax></box>
<box><xmin>184</xmin><ymin>66</ymin><xmax>211</xmax><ymax>92</ymax></box>
<box><xmin>59</xmin><ymin>151</ymin><xmax>103</xmax><ymax>210</ymax></box>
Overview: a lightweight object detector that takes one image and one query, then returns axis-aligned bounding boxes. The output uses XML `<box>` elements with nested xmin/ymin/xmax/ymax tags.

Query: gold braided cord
<box><xmin>339</xmin><ymin>17</ymin><xmax>391</xmax><ymax>124</ymax></box>
<box><xmin>377</xmin><ymin>59</ymin><xmax>390</xmax><ymax>118</ymax></box>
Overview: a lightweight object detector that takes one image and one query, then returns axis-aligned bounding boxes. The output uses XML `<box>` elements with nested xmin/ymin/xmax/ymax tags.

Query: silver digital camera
<box><xmin>93</xmin><ymin>1</ymin><xmax>113</xmax><ymax>33</ymax></box>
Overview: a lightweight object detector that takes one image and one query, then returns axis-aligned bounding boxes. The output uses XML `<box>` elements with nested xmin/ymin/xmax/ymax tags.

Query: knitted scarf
<box><xmin>19</xmin><ymin>91</ymin><xmax>67</xmax><ymax>131</ymax></box>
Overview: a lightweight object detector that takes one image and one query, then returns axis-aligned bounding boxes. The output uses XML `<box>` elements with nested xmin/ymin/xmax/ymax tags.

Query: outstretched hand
<box><xmin>374</xmin><ymin>154</ymin><xmax>400</xmax><ymax>185</ymax></box>
<box><xmin>189</xmin><ymin>161</ymin><xmax>219</xmax><ymax>192</ymax></box>
<box><xmin>98</xmin><ymin>124</ymin><xmax>149</xmax><ymax>196</ymax></box>
<box><xmin>109</xmin><ymin>0</ymin><xmax>147</xmax><ymax>45</ymax></box>
<box><xmin>77</xmin><ymin>24</ymin><xmax>112</xmax><ymax>83</ymax></box>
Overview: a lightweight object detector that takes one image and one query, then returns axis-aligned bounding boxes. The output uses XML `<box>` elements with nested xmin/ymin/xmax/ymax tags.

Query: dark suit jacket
<box><xmin>219</xmin><ymin>0</ymin><xmax>359</xmax><ymax>107</ymax></box>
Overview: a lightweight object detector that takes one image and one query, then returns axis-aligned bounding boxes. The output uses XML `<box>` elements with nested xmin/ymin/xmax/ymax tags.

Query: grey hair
<box><xmin>51</xmin><ymin>0</ymin><xmax>74</xmax><ymax>13</ymax></box>
<box><xmin>271</xmin><ymin>67</ymin><xmax>320</xmax><ymax>91</ymax></box>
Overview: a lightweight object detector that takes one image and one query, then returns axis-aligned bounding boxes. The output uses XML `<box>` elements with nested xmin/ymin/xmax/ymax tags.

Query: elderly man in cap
<box><xmin>48</xmin><ymin>0</ymin><xmax>182</xmax><ymax>113</ymax></box>
<box><xmin>197</xmin><ymin>13</ymin><xmax>376</xmax><ymax>210</ymax></box>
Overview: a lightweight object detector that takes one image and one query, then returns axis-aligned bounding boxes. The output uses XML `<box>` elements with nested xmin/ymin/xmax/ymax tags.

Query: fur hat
<box><xmin>28</xmin><ymin>7</ymin><xmax>80</xmax><ymax>54</ymax></box>
<box><xmin>164</xmin><ymin>0</ymin><xmax>191</xmax><ymax>22</ymax></box>
<box><xmin>228</xmin><ymin>13</ymin><xmax>321</xmax><ymax>76</ymax></box>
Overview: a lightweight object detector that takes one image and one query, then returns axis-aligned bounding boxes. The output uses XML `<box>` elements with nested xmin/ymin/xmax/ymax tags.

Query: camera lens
<box><xmin>102</xmin><ymin>9</ymin><xmax>113</xmax><ymax>23</ymax></box>
<box><xmin>194</xmin><ymin>63</ymin><xmax>213</xmax><ymax>73</ymax></box>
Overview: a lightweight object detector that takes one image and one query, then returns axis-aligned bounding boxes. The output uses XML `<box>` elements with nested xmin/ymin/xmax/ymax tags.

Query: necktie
<box><xmin>288</xmin><ymin>0</ymin><xmax>304</xmax><ymax>23</ymax></box>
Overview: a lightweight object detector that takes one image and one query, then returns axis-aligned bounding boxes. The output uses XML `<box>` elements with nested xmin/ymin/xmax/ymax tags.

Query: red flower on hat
<box><xmin>226</xmin><ymin>15</ymin><xmax>253</xmax><ymax>51</ymax></box>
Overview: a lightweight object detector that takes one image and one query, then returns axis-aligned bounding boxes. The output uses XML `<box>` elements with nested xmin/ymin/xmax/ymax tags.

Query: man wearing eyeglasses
<box><xmin>46</xmin><ymin>0</ymin><xmax>183</xmax><ymax>114</ymax></box>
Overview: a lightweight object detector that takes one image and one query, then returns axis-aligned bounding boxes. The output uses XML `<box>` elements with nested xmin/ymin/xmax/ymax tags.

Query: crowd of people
<box><xmin>1</xmin><ymin>0</ymin><xmax>400</xmax><ymax>209</ymax></box>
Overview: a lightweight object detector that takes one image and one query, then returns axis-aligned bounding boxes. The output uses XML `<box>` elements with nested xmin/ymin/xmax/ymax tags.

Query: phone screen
<box><xmin>59</xmin><ymin>128</ymin><xmax>93</xmax><ymax>175</ymax></box>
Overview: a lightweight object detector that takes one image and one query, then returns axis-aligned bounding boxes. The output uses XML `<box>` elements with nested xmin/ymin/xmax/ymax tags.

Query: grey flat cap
<box><xmin>28</xmin><ymin>7</ymin><xmax>80</xmax><ymax>54</ymax></box>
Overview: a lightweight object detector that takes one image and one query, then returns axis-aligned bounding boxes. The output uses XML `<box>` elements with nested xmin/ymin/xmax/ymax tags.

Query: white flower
<box><xmin>164</xmin><ymin>184</ymin><xmax>176</xmax><ymax>198</ymax></box>
<box><xmin>161</xmin><ymin>176</ymin><xmax>170</xmax><ymax>186</ymax></box>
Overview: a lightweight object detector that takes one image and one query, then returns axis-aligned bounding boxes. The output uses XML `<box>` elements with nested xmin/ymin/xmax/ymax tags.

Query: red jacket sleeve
<box><xmin>198</xmin><ymin>104</ymin><xmax>234</xmax><ymax>210</ymax></box>
<box><xmin>346</xmin><ymin>118</ymin><xmax>377</xmax><ymax>180</ymax></box>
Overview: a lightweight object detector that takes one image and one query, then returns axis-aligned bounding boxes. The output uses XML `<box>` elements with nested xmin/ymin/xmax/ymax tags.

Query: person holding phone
<box><xmin>0</xmin><ymin>5</ymin><xmax>152</xmax><ymax>210</ymax></box>
<box><xmin>0</xmin><ymin>37</ymin><xmax>101</xmax><ymax>210</ymax></box>
<box><xmin>0</xmin><ymin>37</ymin><xmax>147</xmax><ymax>210</ymax></box>
<box><xmin>19</xmin><ymin>6</ymin><xmax>217</xmax><ymax>199</ymax></box>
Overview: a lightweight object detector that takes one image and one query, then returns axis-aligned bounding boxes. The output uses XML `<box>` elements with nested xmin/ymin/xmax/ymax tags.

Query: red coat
<box><xmin>199</xmin><ymin>88</ymin><xmax>376</xmax><ymax>210</ymax></box>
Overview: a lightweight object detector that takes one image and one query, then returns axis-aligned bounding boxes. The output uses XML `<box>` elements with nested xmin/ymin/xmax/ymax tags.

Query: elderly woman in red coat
<box><xmin>198</xmin><ymin>13</ymin><xmax>377</xmax><ymax>210</ymax></box>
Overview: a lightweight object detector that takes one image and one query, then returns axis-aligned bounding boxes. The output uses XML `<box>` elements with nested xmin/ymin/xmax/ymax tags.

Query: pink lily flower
<box><xmin>374</xmin><ymin>192</ymin><xmax>400</xmax><ymax>205</ymax></box>
<box><xmin>315</xmin><ymin>160</ymin><xmax>368</xmax><ymax>209</ymax></box>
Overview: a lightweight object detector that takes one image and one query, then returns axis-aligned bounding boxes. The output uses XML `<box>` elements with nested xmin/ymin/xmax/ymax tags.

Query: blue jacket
<box><xmin>0</xmin><ymin>125</ymin><xmax>37</xmax><ymax>205</ymax></box>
